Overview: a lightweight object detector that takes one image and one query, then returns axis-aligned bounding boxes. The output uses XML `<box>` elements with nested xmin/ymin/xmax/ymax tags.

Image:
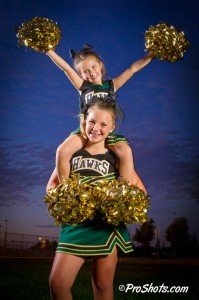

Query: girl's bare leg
<box><xmin>109</xmin><ymin>143</ymin><xmax>147</xmax><ymax>194</ymax></box>
<box><xmin>56</xmin><ymin>134</ymin><xmax>87</xmax><ymax>183</ymax></box>
<box><xmin>108</xmin><ymin>142</ymin><xmax>134</xmax><ymax>184</ymax></box>
<box><xmin>49</xmin><ymin>253</ymin><xmax>85</xmax><ymax>300</ymax></box>
<box><xmin>132</xmin><ymin>170</ymin><xmax>147</xmax><ymax>195</ymax></box>
<box><xmin>91</xmin><ymin>247</ymin><xmax>118</xmax><ymax>300</ymax></box>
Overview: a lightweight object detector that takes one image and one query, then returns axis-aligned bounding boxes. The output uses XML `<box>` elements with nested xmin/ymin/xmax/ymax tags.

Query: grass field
<box><xmin>0</xmin><ymin>257</ymin><xmax>198</xmax><ymax>299</ymax></box>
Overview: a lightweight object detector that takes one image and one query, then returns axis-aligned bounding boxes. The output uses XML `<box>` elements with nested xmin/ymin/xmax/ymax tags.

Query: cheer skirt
<box><xmin>56</xmin><ymin>221</ymin><xmax>133</xmax><ymax>256</ymax></box>
<box><xmin>70</xmin><ymin>127</ymin><xmax>128</xmax><ymax>146</ymax></box>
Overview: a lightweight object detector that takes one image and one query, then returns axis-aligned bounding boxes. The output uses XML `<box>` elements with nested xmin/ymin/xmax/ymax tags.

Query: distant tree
<box><xmin>133</xmin><ymin>218</ymin><xmax>155</xmax><ymax>256</ymax></box>
<box><xmin>189</xmin><ymin>234</ymin><xmax>198</xmax><ymax>258</ymax></box>
<box><xmin>31</xmin><ymin>238</ymin><xmax>52</xmax><ymax>250</ymax></box>
<box><xmin>165</xmin><ymin>217</ymin><xmax>190</xmax><ymax>257</ymax></box>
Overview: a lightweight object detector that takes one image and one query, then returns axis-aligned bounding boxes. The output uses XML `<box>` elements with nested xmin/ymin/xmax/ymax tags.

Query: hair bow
<box><xmin>82</xmin><ymin>44</ymin><xmax>93</xmax><ymax>50</ymax></box>
<box><xmin>69</xmin><ymin>44</ymin><xmax>93</xmax><ymax>59</ymax></box>
<box><xmin>69</xmin><ymin>49</ymin><xmax>76</xmax><ymax>59</ymax></box>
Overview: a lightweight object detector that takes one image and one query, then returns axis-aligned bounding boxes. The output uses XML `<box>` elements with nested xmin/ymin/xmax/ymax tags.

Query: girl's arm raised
<box><xmin>46</xmin><ymin>50</ymin><xmax>83</xmax><ymax>90</ymax></box>
<box><xmin>112</xmin><ymin>52</ymin><xmax>154</xmax><ymax>92</ymax></box>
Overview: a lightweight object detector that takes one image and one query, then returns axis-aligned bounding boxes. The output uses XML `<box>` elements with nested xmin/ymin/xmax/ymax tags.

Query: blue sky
<box><xmin>0</xmin><ymin>0</ymin><xmax>198</xmax><ymax>242</ymax></box>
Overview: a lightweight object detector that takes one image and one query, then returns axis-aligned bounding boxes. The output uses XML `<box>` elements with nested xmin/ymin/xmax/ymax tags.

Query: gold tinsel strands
<box><xmin>44</xmin><ymin>173</ymin><xmax>150</xmax><ymax>226</ymax></box>
<box><xmin>145</xmin><ymin>22</ymin><xmax>190</xmax><ymax>62</ymax></box>
<box><xmin>16</xmin><ymin>17</ymin><xmax>61</xmax><ymax>52</ymax></box>
<box><xmin>93</xmin><ymin>179</ymin><xmax>150</xmax><ymax>226</ymax></box>
<box><xmin>44</xmin><ymin>173</ymin><xmax>96</xmax><ymax>226</ymax></box>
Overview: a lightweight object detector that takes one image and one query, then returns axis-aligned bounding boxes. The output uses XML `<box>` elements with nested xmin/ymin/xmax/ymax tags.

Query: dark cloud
<box><xmin>0</xmin><ymin>137</ymin><xmax>56</xmax><ymax>206</ymax></box>
<box><xmin>125</xmin><ymin>128</ymin><xmax>199</xmax><ymax>203</ymax></box>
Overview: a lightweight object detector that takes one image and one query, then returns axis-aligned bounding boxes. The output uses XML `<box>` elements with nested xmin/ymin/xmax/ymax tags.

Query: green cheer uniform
<box><xmin>56</xmin><ymin>148</ymin><xmax>133</xmax><ymax>256</ymax></box>
<box><xmin>70</xmin><ymin>80</ymin><xmax>128</xmax><ymax>145</ymax></box>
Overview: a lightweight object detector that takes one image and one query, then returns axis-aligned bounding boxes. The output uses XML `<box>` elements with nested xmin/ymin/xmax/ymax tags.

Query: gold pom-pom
<box><xmin>145</xmin><ymin>22</ymin><xmax>190</xmax><ymax>62</ymax></box>
<box><xmin>16</xmin><ymin>17</ymin><xmax>61</xmax><ymax>52</ymax></box>
<box><xmin>44</xmin><ymin>173</ymin><xmax>96</xmax><ymax>226</ymax></box>
<box><xmin>93</xmin><ymin>179</ymin><xmax>150</xmax><ymax>226</ymax></box>
<box><xmin>44</xmin><ymin>174</ymin><xmax>150</xmax><ymax>227</ymax></box>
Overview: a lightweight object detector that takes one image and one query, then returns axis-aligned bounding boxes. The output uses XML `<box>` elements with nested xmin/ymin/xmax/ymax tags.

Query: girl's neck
<box><xmin>84</xmin><ymin>140</ymin><xmax>108</xmax><ymax>155</ymax></box>
<box><xmin>89</xmin><ymin>80</ymin><xmax>103</xmax><ymax>86</ymax></box>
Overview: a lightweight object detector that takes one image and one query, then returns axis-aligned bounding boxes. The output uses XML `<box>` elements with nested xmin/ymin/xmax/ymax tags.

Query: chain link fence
<box><xmin>0</xmin><ymin>231</ymin><xmax>58</xmax><ymax>257</ymax></box>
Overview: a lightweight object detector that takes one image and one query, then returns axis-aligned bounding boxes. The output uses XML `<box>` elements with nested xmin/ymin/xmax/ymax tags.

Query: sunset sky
<box><xmin>0</xmin><ymin>0</ymin><xmax>198</xmax><ymax>242</ymax></box>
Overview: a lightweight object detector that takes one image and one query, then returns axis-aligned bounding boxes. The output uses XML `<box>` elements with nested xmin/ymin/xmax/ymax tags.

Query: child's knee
<box><xmin>93</xmin><ymin>274</ymin><xmax>113</xmax><ymax>292</ymax></box>
<box><xmin>49</xmin><ymin>271</ymin><xmax>71</xmax><ymax>294</ymax></box>
<box><xmin>56</xmin><ymin>142</ymin><xmax>71</xmax><ymax>159</ymax></box>
<box><xmin>110</xmin><ymin>142</ymin><xmax>132</xmax><ymax>158</ymax></box>
<box><xmin>56</xmin><ymin>135</ymin><xmax>86</xmax><ymax>159</ymax></box>
<box><xmin>49</xmin><ymin>272</ymin><xmax>59</xmax><ymax>293</ymax></box>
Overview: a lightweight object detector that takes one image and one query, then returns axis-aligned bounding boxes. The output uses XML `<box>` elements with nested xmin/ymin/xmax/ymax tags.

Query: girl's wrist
<box><xmin>148</xmin><ymin>52</ymin><xmax>155</xmax><ymax>59</ymax></box>
<box><xmin>46</xmin><ymin>49</ymin><xmax>54</xmax><ymax>55</ymax></box>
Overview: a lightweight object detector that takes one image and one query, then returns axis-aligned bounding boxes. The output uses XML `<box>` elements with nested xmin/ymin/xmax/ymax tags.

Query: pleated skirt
<box><xmin>56</xmin><ymin>222</ymin><xmax>133</xmax><ymax>256</ymax></box>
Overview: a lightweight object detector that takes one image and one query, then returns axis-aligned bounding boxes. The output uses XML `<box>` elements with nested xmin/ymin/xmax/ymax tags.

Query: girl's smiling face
<box><xmin>85</xmin><ymin>108</ymin><xmax>115</xmax><ymax>144</ymax></box>
<box><xmin>77</xmin><ymin>56</ymin><xmax>103</xmax><ymax>85</ymax></box>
